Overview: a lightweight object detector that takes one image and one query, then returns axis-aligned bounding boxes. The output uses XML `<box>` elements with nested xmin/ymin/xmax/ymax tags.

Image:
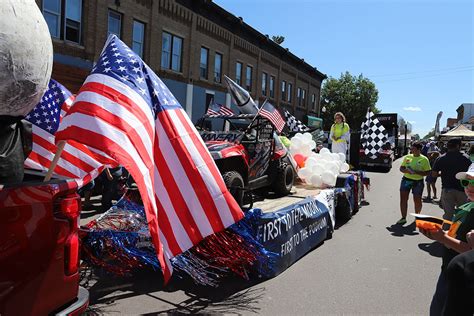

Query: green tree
<box><xmin>423</xmin><ymin>129</ymin><xmax>435</xmax><ymax>139</ymax></box>
<box><xmin>320</xmin><ymin>72</ymin><xmax>379</xmax><ymax>130</ymax></box>
<box><xmin>272</xmin><ymin>35</ymin><xmax>285</xmax><ymax>45</ymax></box>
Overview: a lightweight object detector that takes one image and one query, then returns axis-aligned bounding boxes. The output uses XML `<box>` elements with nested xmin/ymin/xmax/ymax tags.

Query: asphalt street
<box><xmin>84</xmin><ymin>158</ymin><xmax>446</xmax><ymax>315</ymax></box>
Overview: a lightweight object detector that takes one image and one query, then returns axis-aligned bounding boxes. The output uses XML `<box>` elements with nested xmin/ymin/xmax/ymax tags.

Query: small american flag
<box><xmin>259</xmin><ymin>102</ymin><xmax>285</xmax><ymax>133</ymax></box>
<box><xmin>55</xmin><ymin>35</ymin><xmax>244</xmax><ymax>282</ymax></box>
<box><xmin>206</xmin><ymin>103</ymin><xmax>235</xmax><ymax>117</ymax></box>
<box><xmin>24</xmin><ymin>79</ymin><xmax>109</xmax><ymax>186</ymax></box>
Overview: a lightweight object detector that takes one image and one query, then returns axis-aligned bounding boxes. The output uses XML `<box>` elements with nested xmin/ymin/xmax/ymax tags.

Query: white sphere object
<box><xmin>294</xmin><ymin>132</ymin><xmax>303</xmax><ymax>139</ymax></box>
<box><xmin>321</xmin><ymin>171</ymin><xmax>336</xmax><ymax>186</ymax></box>
<box><xmin>305</xmin><ymin>157</ymin><xmax>318</xmax><ymax>168</ymax></box>
<box><xmin>320</xmin><ymin>148</ymin><xmax>331</xmax><ymax>155</ymax></box>
<box><xmin>340</xmin><ymin>162</ymin><xmax>350</xmax><ymax>173</ymax></box>
<box><xmin>311</xmin><ymin>164</ymin><xmax>325</xmax><ymax>176</ymax></box>
<box><xmin>321</xmin><ymin>152</ymin><xmax>333</xmax><ymax>161</ymax></box>
<box><xmin>337</xmin><ymin>153</ymin><xmax>346</xmax><ymax>162</ymax></box>
<box><xmin>309</xmin><ymin>174</ymin><xmax>323</xmax><ymax>187</ymax></box>
<box><xmin>303</xmin><ymin>133</ymin><xmax>313</xmax><ymax>141</ymax></box>
<box><xmin>309</xmin><ymin>140</ymin><xmax>317</xmax><ymax>150</ymax></box>
<box><xmin>297</xmin><ymin>167</ymin><xmax>312</xmax><ymax>180</ymax></box>
<box><xmin>0</xmin><ymin>0</ymin><xmax>53</xmax><ymax>116</ymax></box>
<box><xmin>289</xmin><ymin>144</ymin><xmax>300</xmax><ymax>154</ymax></box>
<box><xmin>291</xmin><ymin>137</ymin><xmax>303</xmax><ymax>148</ymax></box>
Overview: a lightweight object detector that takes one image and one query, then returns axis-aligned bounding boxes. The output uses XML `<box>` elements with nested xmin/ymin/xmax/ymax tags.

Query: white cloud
<box><xmin>403</xmin><ymin>106</ymin><xmax>422</xmax><ymax>112</ymax></box>
<box><xmin>409</xmin><ymin>121</ymin><xmax>416</xmax><ymax>124</ymax></box>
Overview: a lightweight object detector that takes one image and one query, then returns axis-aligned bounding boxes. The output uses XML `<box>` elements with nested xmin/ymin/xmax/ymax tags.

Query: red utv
<box><xmin>199</xmin><ymin>113</ymin><xmax>294</xmax><ymax>207</ymax></box>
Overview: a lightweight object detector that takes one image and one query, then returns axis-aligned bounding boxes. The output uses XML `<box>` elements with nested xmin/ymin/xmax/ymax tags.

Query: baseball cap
<box><xmin>455</xmin><ymin>163</ymin><xmax>474</xmax><ymax>180</ymax></box>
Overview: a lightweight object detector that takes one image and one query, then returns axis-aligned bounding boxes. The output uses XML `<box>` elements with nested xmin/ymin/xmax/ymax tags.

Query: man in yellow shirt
<box><xmin>398</xmin><ymin>142</ymin><xmax>431</xmax><ymax>224</ymax></box>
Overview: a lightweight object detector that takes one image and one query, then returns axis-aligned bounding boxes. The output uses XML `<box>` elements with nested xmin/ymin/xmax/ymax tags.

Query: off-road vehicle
<box><xmin>198</xmin><ymin>113</ymin><xmax>294</xmax><ymax>207</ymax></box>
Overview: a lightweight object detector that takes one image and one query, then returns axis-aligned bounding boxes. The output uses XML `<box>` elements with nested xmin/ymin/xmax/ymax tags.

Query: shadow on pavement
<box><xmin>418</xmin><ymin>241</ymin><xmax>444</xmax><ymax>258</ymax></box>
<box><xmin>386</xmin><ymin>221</ymin><xmax>420</xmax><ymax>237</ymax></box>
<box><xmin>81</xmin><ymin>265</ymin><xmax>264</xmax><ymax>315</ymax></box>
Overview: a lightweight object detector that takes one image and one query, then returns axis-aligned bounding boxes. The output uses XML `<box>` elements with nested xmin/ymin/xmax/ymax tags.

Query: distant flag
<box><xmin>283</xmin><ymin>109</ymin><xmax>310</xmax><ymax>133</ymax></box>
<box><xmin>24</xmin><ymin>79</ymin><xmax>109</xmax><ymax>186</ymax></box>
<box><xmin>55</xmin><ymin>35</ymin><xmax>244</xmax><ymax>282</ymax></box>
<box><xmin>206</xmin><ymin>102</ymin><xmax>235</xmax><ymax>117</ymax></box>
<box><xmin>259</xmin><ymin>102</ymin><xmax>286</xmax><ymax>133</ymax></box>
<box><xmin>360</xmin><ymin>110</ymin><xmax>388</xmax><ymax>159</ymax></box>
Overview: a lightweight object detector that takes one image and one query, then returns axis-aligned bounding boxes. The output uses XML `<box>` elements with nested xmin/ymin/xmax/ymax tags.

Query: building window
<box><xmin>236</xmin><ymin>62</ymin><xmax>243</xmax><ymax>85</ymax></box>
<box><xmin>302</xmin><ymin>89</ymin><xmax>306</xmax><ymax>107</ymax></box>
<box><xmin>65</xmin><ymin>0</ymin><xmax>82</xmax><ymax>43</ymax></box>
<box><xmin>246</xmin><ymin>66</ymin><xmax>253</xmax><ymax>91</ymax></box>
<box><xmin>161</xmin><ymin>32</ymin><xmax>183</xmax><ymax>72</ymax></box>
<box><xmin>270</xmin><ymin>76</ymin><xmax>275</xmax><ymax>98</ymax></box>
<box><xmin>200</xmin><ymin>47</ymin><xmax>209</xmax><ymax>79</ymax></box>
<box><xmin>311</xmin><ymin>93</ymin><xmax>316</xmax><ymax>110</ymax></box>
<box><xmin>108</xmin><ymin>10</ymin><xmax>121</xmax><ymax>38</ymax></box>
<box><xmin>262</xmin><ymin>72</ymin><xmax>268</xmax><ymax>96</ymax></box>
<box><xmin>214</xmin><ymin>53</ymin><xmax>222</xmax><ymax>83</ymax></box>
<box><xmin>287</xmin><ymin>83</ymin><xmax>292</xmax><ymax>102</ymax></box>
<box><xmin>43</xmin><ymin>0</ymin><xmax>82</xmax><ymax>43</ymax></box>
<box><xmin>297</xmin><ymin>88</ymin><xmax>302</xmax><ymax>106</ymax></box>
<box><xmin>281</xmin><ymin>80</ymin><xmax>286</xmax><ymax>101</ymax></box>
<box><xmin>44</xmin><ymin>0</ymin><xmax>61</xmax><ymax>38</ymax></box>
<box><xmin>132</xmin><ymin>20</ymin><xmax>145</xmax><ymax>58</ymax></box>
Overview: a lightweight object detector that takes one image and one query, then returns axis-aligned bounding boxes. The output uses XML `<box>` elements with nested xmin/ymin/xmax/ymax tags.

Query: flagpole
<box><xmin>243</xmin><ymin>98</ymin><xmax>268</xmax><ymax>135</ymax></box>
<box><xmin>44</xmin><ymin>140</ymin><xmax>66</xmax><ymax>182</ymax></box>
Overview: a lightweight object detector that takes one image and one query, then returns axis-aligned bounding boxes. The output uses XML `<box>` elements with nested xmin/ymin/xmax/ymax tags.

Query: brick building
<box><xmin>36</xmin><ymin>0</ymin><xmax>326</xmax><ymax>123</ymax></box>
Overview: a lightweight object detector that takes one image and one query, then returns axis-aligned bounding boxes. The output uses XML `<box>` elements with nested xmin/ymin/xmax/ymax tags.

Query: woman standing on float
<box><xmin>329</xmin><ymin>112</ymin><xmax>350</xmax><ymax>155</ymax></box>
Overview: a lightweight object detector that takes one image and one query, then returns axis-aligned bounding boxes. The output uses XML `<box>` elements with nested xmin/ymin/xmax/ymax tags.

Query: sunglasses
<box><xmin>460</xmin><ymin>179</ymin><xmax>474</xmax><ymax>187</ymax></box>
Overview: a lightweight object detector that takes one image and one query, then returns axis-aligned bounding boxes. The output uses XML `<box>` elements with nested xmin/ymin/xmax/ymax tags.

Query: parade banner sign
<box><xmin>248</xmin><ymin>190</ymin><xmax>335</xmax><ymax>277</ymax></box>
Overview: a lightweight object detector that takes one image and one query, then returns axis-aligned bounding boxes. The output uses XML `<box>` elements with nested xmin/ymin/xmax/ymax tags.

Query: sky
<box><xmin>214</xmin><ymin>0</ymin><xmax>474</xmax><ymax>137</ymax></box>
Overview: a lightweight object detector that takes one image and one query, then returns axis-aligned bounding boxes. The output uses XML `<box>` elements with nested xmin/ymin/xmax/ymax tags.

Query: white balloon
<box><xmin>294</xmin><ymin>132</ymin><xmax>303</xmax><ymax>139</ymax></box>
<box><xmin>309</xmin><ymin>140</ymin><xmax>317</xmax><ymax>150</ymax></box>
<box><xmin>305</xmin><ymin>157</ymin><xmax>318</xmax><ymax>168</ymax></box>
<box><xmin>340</xmin><ymin>162</ymin><xmax>350</xmax><ymax>173</ymax></box>
<box><xmin>321</xmin><ymin>152</ymin><xmax>332</xmax><ymax>161</ymax></box>
<box><xmin>300</xmin><ymin>144</ymin><xmax>312</xmax><ymax>156</ymax></box>
<box><xmin>309</xmin><ymin>174</ymin><xmax>323</xmax><ymax>187</ymax></box>
<box><xmin>289</xmin><ymin>144</ymin><xmax>300</xmax><ymax>154</ymax></box>
<box><xmin>320</xmin><ymin>147</ymin><xmax>331</xmax><ymax>155</ymax></box>
<box><xmin>311</xmin><ymin>164</ymin><xmax>325</xmax><ymax>176</ymax></box>
<box><xmin>291</xmin><ymin>137</ymin><xmax>303</xmax><ymax>148</ymax></box>
<box><xmin>337</xmin><ymin>153</ymin><xmax>346</xmax><ymax>162</ymax></box>
<box><xmin>298</xmin><ymin>167</ymin><xmax>312</xmax><ymax>180</ymax></box>
<box><xmin>321</xmin><ymin>171</ymin><xmax>336</xmax><ymax>186</ymax></box>
<box><xmin>303</xmin><ymin>133</ymin><xmax>313</xmax><ymax>141</ymax></box>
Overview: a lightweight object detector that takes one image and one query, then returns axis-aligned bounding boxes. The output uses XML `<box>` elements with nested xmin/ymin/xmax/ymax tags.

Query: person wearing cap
<box><xmin>398</xmin><ymin>141</ymin><xmax>431</xmax><ymax>225</ymax></box>
<box><xmin>431</xmin><ymin>138</ymin><xmax>471</xmax><ymax>221</ymax></box>
<box><xmin>419</xmin><ymin>164</ymin><xmax>474</xmax><ymax>315</ymax></box>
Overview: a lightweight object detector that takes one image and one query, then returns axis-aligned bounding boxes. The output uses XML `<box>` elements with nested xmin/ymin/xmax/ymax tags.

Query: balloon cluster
<box><xmin>289</xmin><ymin>132</ymin><xmax>350</xmax><ymax>187</ymax></box>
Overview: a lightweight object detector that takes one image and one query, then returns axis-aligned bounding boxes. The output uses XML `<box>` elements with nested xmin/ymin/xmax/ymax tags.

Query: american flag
<box><xmin>24</xmin><ymin>79</ymin><xmax>109</xmax><ymax>186</ymax></box>
<box><xmin>55</xmin><ymin>35</ymin><xmax>244</xmax><ymax>282</ymax></box>
<box><xmin>259</xmin><ymin>102</ymin><xmax>285</xmax><ymax>133</ymax></box>
<box><xmin>206</xmin><ymin>103</ymin><xmax>235</xmax><ymax>117</ymax></box>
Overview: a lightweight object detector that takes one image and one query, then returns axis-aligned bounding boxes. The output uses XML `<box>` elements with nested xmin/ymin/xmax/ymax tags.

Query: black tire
<box><xmin>223</xmin><ymin>171</ymin><xmax>245</xmax><ymax>207</ymax></box>
<box><xmin>272</xmin><ymin>161</ymin><xmax>294</xmax><ymax>196</ymax></box>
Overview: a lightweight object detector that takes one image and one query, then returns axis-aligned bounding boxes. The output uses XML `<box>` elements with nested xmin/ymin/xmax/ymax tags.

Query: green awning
<box><xmin>307</xmin><ymin>115</ymin><xmax>323</xmax><ymax>129</ymax></box>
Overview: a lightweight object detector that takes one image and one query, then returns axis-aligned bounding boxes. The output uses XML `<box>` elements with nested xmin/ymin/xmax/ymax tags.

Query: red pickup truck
<box><xmin>0</xmin><ymin>170</ymin><xmax>89</xmax><ymax>315</ymax></box>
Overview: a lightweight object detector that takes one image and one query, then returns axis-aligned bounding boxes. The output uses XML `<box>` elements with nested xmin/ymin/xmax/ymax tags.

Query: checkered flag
<box><xmin>360</xmin><ymin>111</ymin><xmax>388</xmax><ymax>159</ymax></box>
<box><xmin>283</xmin><ymin>110</ymin><xmax>310</xmax><ymax>132</ymax></box>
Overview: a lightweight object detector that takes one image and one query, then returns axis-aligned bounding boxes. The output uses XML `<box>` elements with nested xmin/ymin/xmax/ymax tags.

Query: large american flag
<box><xmin>260</xmin><ymin>102</ymin><xmax>285</xmax><ymax>133</ymax></box>
<box><xmin>55</xmin><ymin>35</ymin><xmax>244</xmax><ymax>282</ymax></box>
<box><xmin>24</xmin><ymin>79</ymin><xmax>109</xmax><ymax>186</ymax></box>
<box><xmin>206</xmin><ymin>102</ymin><xmax>235</xmax><ymax>117</ymax></box>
